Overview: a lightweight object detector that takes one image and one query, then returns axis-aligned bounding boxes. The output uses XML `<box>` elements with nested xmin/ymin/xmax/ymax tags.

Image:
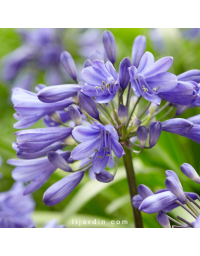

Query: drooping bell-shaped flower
<box><xmin>13</xmin><ymin>141</ymin><xmax>63</xmax><ymax>159</ymax></box>
<box><xmin>37</xmin><ymin>84</ymin><xmax>82</xmax><ymax>103</ymax></box>
<box><xmin>43</xmin><ymin>171</ymin><xmax>84</xmax><ymax>206</ymax></box>
<box><xmin>8</xmin><ymin>151</ymin><xmax>71</xmax><ymax>195</ymax></box>
<box><xmin>81</xmin><ymin>60</ymin><xmax>119</xmax><ymax>103</ymax></box>
<box><xmin>161</xmin><ymin>118</ymin><xmax>193</xmax><ymax>134</ymax></box>
<box><xmin>15</xmin><ymin>127</ymin><xmax>73</xmax><ymax>153</ymax></box>
<box><xmin>12</xmin><ymin>88</ymin><xmax>74</xmax><ymax>129</ymax></box>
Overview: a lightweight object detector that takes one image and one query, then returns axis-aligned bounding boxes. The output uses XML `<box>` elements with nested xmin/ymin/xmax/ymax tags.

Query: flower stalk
<box><xmin>122</xmin><ymin>146</ymin><xmax>143</xmax><ymax>228</ymax></box>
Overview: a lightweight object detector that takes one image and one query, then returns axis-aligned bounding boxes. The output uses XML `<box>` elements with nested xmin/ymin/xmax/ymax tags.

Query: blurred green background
<box><xmin>0</xmin><ymin>28</ymin><xmax>200</xmax><ymax>228</ymax></box>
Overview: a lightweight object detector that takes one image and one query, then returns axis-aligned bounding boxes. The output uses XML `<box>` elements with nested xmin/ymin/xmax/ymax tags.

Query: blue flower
<box><xmin>15</xmin><ymin>127</ymin><xmax>73</xmax><ymax>153</ymax></box>
<box><xmin>8</xmin><ymin>151</ymin><xmax>71</xmax><ymax>195</ymax></box>
<box><xmin>162</xmin><ymin>117</ymin><xmax>200</xmax><ymax>144</ymax></box>
<box><xmin>81</xmin><ymin>60</ymin><xmax>119</xmax><ymax>103</ymax></box>
<box><xmin>71</xmin><ymin>122</ymin><xmax>125</xmax><ymax>173</ymax></box>
<box><xmin>12</xmin><ymin>87</ymin><xmax>73</xmax><ymax>129</ymax></box>
<box><xmin>129</xmin><ymin>51</ymin><xmax>177</xmax><ymax>104</ymax></box>
<box><xmin>43</xmin><ymin>171</ymin><xmax>84</xmax><ymax>206</ymax></box>
<box><xmin>0</xmin><ymin>182</ymin><xmax>35</xmax><ymax>228</ymax></box>
<box><xmin>1</xmin><ymin>28</ymin><xmax>66</xmax><ymax>89</ymax></box>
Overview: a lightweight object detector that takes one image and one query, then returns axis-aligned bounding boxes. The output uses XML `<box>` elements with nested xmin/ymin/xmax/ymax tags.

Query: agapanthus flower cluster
<box><xmin>133</xmin><ymin>163</ymin><xmax>200</xmax><ymax>228</ymax></box>
<box><xmin>8</xmin><ymin>29</ymin><xmax>200</xmax><ymax>207</ymax></box>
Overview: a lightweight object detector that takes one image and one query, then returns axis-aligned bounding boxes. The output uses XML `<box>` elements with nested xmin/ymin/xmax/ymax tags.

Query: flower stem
<box><xmin>123</xmin><ymin>146</ymin><xmax>143</xmax><ymax>228</ymax></box>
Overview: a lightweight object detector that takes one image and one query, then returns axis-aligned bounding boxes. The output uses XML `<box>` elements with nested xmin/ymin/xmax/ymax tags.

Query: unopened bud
<box><xmin>118</xmin><ymin>105</ymin><xmax>128</xmax><ymax>124</ymax></box>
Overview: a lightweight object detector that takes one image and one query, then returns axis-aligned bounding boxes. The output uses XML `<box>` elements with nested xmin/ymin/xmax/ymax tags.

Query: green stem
<box><xmin>126</xmin><ymin>96</ymin><xmax>141</xmax><ymax>127</ymax></box>
<box><xmin>123</xmin><ymin>147</ymin><xmax>143</xmax><ymax>228</ymax></box>
<box><xmin>137</xmin><ymin>102</ymin><xmax>151</xmax><ymax>119</ymax></box>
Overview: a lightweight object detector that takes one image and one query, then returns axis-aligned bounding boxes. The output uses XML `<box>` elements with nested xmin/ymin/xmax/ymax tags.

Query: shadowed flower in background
<box><xmin>0</xmin><ymin>182</ymin><xmax>35</xmax><ymax>228</ymax></box>
<box><xmin>1</xmin><ymin>28</ymin><xmax>67</xmax><ymax>89</ymax></box>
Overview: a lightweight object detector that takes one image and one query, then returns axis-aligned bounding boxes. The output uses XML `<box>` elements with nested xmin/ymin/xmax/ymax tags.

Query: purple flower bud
<box><xmin>132</xmin><ymin>195</ymin><xmax>143</xmax><ymax>208</ymax></box>
<box><xmin>149</xmin><ymin>121</ymin><xmax>162</xmax><ymax>147</ymax></box>
<box><xmin>162</xmin><ymin>118</ymin><xmax>193</xmax><ymax>134</ymax></box>
<box><xmin>157</xmin><ymin>211</ymin><xmax>171</xmax><ymax>228</ymax></box>
<box><xmin>89</xmin><ymin>50</ymin><xmax>104</xmax><ymax>63</ymax></box>
<box><xmin>95</xmin><ymin>170</ymin><xmax>114</xmax><ymax>183</ymax></box>
<box><xmin>165</xmin><ymin>170</ymin><xmax>182</xmax><ymax>188</ymax></box>
<box><xmin>119</xmin><ymin>57</ymin><xmax>131</xmax><ymax>90</ymax></box>
<box><xmin>43</xmin><ymin>171</ymin><xmax>84</xmax><ymax>206</ymax></box>
<box><xmin>37</xmin><ymin>84</ymin><xmax>82</xmax><ymax>103</ymax></box>
<box><xmin>180</xmin><ymin>163</ymin><xmax>200</xmax><ymax>183</ymax></box>
<box><xmin>165</xmin><ymin>177</ymin><xmax>187</xmax><ymax>203</ymax></box>
<box><xmin>176</xmin><ymin>105</ymin><xmax>189</xmax><ymax>116</ymax></box>
<box><xmin>47</xmin><ymin>151</ymin><xmax>72</xmax><ymax>172</ymax></box>
<box><xmin>138</xmin><ymin>184</ymin><xmax>154</xmax><ymax>199</ymax></box>
<box><xmin>68</xmin><ymin>105</ymin><xmax>82</xmax><ymax>126</ymax></box>
<box><xmin>78</xmin><ymin>92</ymin><xmax>99</xmax><ymax>120</ymax></box>
<box><xmin>137</xmin><ymin>126</ymin><xmax>148</xmax><ymax>148</ymax></box>
<box><xmin>131</xmin><ymin>35</ymin><xmax>146</xmax><ymax>67</ymax></box>
<box><xmin>118</xmin><ymin>105</ymin><xmax>128</xmax><ymax>124</ymax></box>
<box><xmin>83</xmin><ymin>59</ymin><xmax>92</xmax><ymax>68</ymax></box>
<box><xmin>102</xmin><ymin>30</ymin><xmax>116</xmax><ymax>64</ymax></box>
<box><xmin>139</xmin><ymin>191</ymin><xmax>177</xmax><ymax>213</ymax></box>
<box><xmin>60</xmin><ymin>51</ymin><xmax>78</xmax><ymax>81</ymax></box>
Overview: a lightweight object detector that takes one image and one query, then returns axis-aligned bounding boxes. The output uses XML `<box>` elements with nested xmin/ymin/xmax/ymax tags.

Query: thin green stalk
<box><xmin>123</xmin><ymin>147</ymin><xmax>143</xmax><ymax>228</ymax></box>
<box><xmin>151</xmin><ymin>102</ymin><xmax>170</xmax><ymax>119</ymax></box>
<box><xmin>137</xmin><ymin>102</ymin><xmax>151</xmax><ymax>119</ymax></box>
<box><xmin>126</xmin><ymin>83</ymin><xmax>132</xmax><ymax>110</ymax></box>
<box><xmin>126</xmin><ymin>96</ymin><xmax>141</xmax><ymax>127</ymax></box>
<box><xmin>157</xmin><ymin>107</ymin><xmax>174</xmax><ymax>121</ymax></box>
<box><xmin>110</xmin><ymin>100</ymin><xmax>120</xmax><ymax>125</ymax></box>
<box><xmin>102</xmin><ymin>104</ymin><xmax>115</xmax><ymax>126</ymax></box>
